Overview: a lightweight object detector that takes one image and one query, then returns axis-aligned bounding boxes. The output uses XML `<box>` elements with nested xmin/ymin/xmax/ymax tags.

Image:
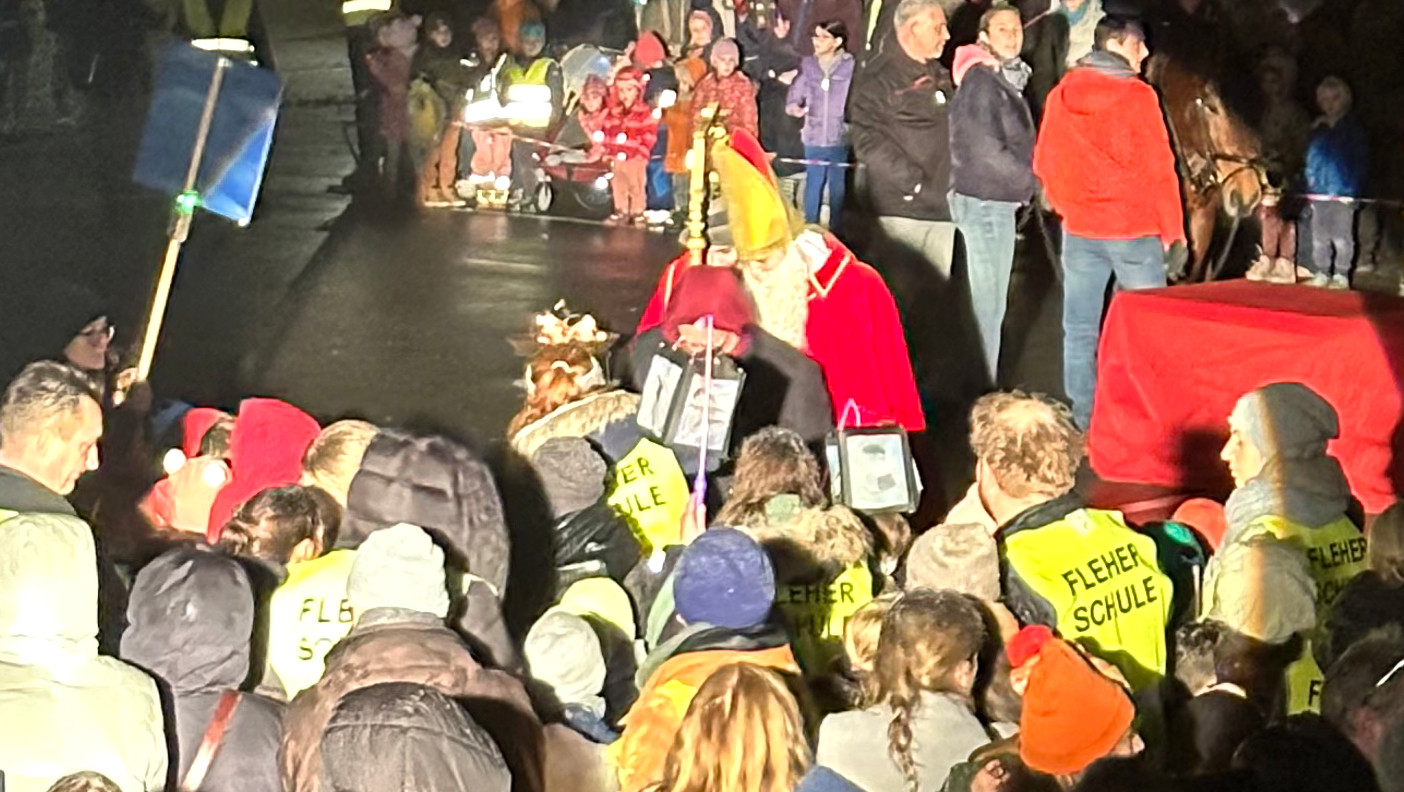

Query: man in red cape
<box><xmin>637</xmin><ymin>129</ymin><xmax>924</xmax><ymax>432</ymax></box>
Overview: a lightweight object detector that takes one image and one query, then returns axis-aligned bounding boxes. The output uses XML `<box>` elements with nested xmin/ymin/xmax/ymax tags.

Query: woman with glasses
<box><xmin>785</xmin><ymin>19</ymin><xmax>854</xmax><ymax>232</ymax></box>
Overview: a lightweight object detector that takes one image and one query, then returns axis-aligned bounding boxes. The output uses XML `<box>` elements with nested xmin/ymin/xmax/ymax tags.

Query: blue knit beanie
<box><xmin>673</xmin><ymin>527</ymin><xmax>775</xmax><ymax>630</ymax></box>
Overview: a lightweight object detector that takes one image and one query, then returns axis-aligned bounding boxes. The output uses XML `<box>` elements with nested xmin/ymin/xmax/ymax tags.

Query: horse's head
<box><xmin>1154</xmin><ymin>56</ymin><xmax>1265</xmax><ymax>219</ymax></box>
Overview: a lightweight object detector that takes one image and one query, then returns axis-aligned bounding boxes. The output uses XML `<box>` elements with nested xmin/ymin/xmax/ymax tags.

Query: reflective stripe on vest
<box><xmin>776</xmin><ymin>561</ymin><xmax>874</xmax><ymax>677</ymax></box>
<box><xmin>606</xmin><ymin>437</ymin><xmax>689</xmax><ymax>552</ymax></box>
<box><xmin>267</xmin><ymin>549</ymin><xmax>358</xmax><ymax>699</ymax></box>
<box><xmin>500</xmin><ymin>58</ymin><xmax>556</xmax><ymax>128</ymax></box>
<box><xmin>1004</xmin><ymin>508</ymin><xmax>1173</xmax><ymax>691</ymax></box>
<box><xmin>182</xmin><ymin>0</ymin><xmax>252</xmax><ymax>39</ymax></box>
<box><xmin>190</xmin><ymin>37</ymin><xmax>255</xmax><ymax>55</ymax></box>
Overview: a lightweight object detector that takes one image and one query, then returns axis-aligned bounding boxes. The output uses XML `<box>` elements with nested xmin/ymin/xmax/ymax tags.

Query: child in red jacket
<box><xmin>600</xmin><ymin>67</ymin><xmax>659</xmax><ymax>225</ymax></box>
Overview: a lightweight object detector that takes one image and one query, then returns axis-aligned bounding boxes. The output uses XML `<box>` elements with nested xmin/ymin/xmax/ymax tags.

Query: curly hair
<box><xmin>656</xmin><ymin>663</ymin><xmax>812</xmax><ymax>792</ymax></box>
<box><xmin>875</xmin><ymin>589</ymin><xmax>987</xmax><ymax>792</ymax></box>
<box><xmin>969</xmin><ymin>391</ymin><xmax>1084</xmax><ymax>500</ymax></box>
<box><xmin>717</xmin><ymin>427</ymin><xmax>825</xmax><ymax>528</ymax></box>
<box><xmin>507</xmin><ymin>343</ymin><xmax>605</xmax><ymax>439</ymax></box>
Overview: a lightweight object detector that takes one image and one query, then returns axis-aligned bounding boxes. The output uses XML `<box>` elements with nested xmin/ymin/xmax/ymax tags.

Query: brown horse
<box><xmin>1150</xmin><ymin>55</ymin><xmax>1267</xmax><ymax>281</ymax></box>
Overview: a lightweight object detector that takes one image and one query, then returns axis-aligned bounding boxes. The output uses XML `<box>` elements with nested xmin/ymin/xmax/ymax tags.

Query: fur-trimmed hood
<box><xmin>511</xmin><ymin>389</ymin><xmax>641</xmax><ymax>459</ymax></box>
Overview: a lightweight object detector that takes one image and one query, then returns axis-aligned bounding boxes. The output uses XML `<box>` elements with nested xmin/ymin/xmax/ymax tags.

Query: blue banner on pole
<box><xmin>133</xmin><ymin>42</ymin><xmax>283</xmax><ymax>225</ymax></box>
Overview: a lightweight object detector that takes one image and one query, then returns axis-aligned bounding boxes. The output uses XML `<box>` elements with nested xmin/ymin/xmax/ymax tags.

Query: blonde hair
<box><xmin>717</xmin><ymin>427</ymin><xmax>826</xmax><ymax>528</ymax></box>
<box><xmin>655</xmin><ymin>663</ymin><xmax>811</xmax><ymax>792</ymax></box>
<box><xmin>845</xmin><ymin>592</ymin><xmax>901</xmax><ymax>703</ymax></box>
<box><xmin>507</xmin><ymin>343</ymin><xmax>602</xmax><ymax>438</ymax></box>
<box><xmin>875</xmin><ymin>589</ymin><xmax>987</xmax><ymax>792</ymax></box>
<box><xmin>302</xmin><ymin>419</ymin><xmax>379</xmax><ymax>506</ymax></box>
<box><xmin>969</xmin><ymin>391</ymin><xmax>1084</xmax><ymax>500</ymax></box>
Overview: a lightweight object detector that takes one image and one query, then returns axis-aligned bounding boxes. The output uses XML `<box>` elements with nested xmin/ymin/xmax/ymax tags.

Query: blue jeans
<box><xmin>1062</xmin><ymin>233</ymin><xmax>1167</xmax><ymax>429</ymax></box>
<box><xmin>803</xmin><ymin>144</ymin><xmax>849</xmax><ymax>230</ymax></box>
<box><xmin>1307</xmin><ymin>199</ymin><xmax>1355</xmax><ymax>276</ymax></box>
<box><xmin>951</xmin><ymin>192</ymin><xmax>1019</xmax><ymax>382</ymax></box>
<box><xmin>646</xmin><ymin>129</ymin><xmax>673</xmax><ymax>211</ymax></box>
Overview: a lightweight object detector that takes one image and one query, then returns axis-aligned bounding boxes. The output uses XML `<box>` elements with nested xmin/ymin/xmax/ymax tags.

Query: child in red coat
<box><xmin>600</xmin><ymin>66</ymin><xmax>659</xmax><ymax>224</ymax></box>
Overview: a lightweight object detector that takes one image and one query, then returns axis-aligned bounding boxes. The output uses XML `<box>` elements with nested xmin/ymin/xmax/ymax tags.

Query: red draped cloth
<box><xmin>1089</xmin><ymin>282</ymin><xmax>1404</xmax><ymax>513</ymax></box>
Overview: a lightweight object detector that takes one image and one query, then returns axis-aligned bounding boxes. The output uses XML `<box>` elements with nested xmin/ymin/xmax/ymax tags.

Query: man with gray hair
<box><xmin>850</xmin><ymin>0</ymin><xmax>959</xmax><ymax>282</ymax></box>
<box><xmin>0</xmin><ymin>360</ymin><xmax>103</xmax><ymax>516</ymax></box>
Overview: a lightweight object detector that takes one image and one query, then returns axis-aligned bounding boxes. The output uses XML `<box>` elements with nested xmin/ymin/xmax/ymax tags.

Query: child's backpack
<box><xmin>408</xmin><ymin>78</ymin><xmax>447</xmax><ymax>150</ymax></box>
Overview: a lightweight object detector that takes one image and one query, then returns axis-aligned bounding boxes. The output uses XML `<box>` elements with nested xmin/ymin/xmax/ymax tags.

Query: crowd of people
<box><xmin>351</xmin><ymin>0</ymin><xmax>1398</xmax><ymax>423</ymax></box>
<box><xmin>1</xmin><ymin>291</ymin><xmax>1402</xmax><ymax>792</ymax></box>
<box><xmin>1</xmin><ymin>0</ymin><xmax>1403</xmax><ymax>791</ymax></box>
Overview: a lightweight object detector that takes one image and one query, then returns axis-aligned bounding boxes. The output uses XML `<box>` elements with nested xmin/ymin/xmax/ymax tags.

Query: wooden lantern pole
<box><xmin>136</xmin><ymin>56</ymin><xmax>229</xmax><ymax>382</ymax></box>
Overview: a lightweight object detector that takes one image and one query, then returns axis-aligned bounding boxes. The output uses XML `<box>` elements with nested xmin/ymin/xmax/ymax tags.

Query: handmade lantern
<box><xmin>825</xmin><ymin>404</ymin><xmax>920</xmax><ymax>513</ymax></box>
<box><xmin>636</xmin><ymin>344</ymin><xmax>745</xmax><ymax>460</ymax></box>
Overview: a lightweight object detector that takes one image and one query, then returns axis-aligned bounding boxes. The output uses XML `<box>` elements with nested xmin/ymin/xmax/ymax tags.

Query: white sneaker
<box><xmin>1307</xmin><ymin>273</ymin><xmax>1331</xmax><ymax>288</ymax></box>
<box><xmin>1268</xmin><ymin>258</ymin><xmax>1297</xmax><ymax>284</ymax></box>
<box><xmin>1296</xmin><ymin>265</ymin><xmax>1314</xmax><ymax>283</ymax></box>
<box><xmin>1328</xmin><ymin>273</ymin><xmax>1350</xmax><ymax>290</ymax></box>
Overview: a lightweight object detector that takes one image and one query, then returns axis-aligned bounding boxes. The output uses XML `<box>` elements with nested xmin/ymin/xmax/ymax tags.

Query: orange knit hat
<box><xmin>1010</xmin><ymin>626</ymin><xmax>1136</xmax><ymax>776</ymax></box>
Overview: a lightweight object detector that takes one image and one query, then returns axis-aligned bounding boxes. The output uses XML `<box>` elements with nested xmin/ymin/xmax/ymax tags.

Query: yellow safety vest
<box><xmin>267</xmin><ymin>549</ymin><xmax>358</xmax><ymax>699</ymax></box>
<box><xmin>341</xmin><ymin>0</ymin><xmax>393</xmax><ymax>26</ymax></box>
<box><xmin>182</xmin><ymin>0</ymin><xmax>251</xmax><ymax>38</ymax></box>
<box><xmin>776</xmin><ymin>562</ymin><xmax>874</xmax><ymax>678</ymax></box>
<box><xmin>1003</xmin><ymin>508</ymin><xmax>1173</xmax><ymax>691</ymax></box>
<box><xmin>1238</xmin><ymin>514</ymin><xmax>1367</xmax><ymax>714</ymax></box>
<box><xmin>500</xmin><ymin>57</ymin><xmax>558</xmax><ymax>129</ymax></box>
<box><xmin>606</xmin><ymin>438</ymin><xmax>690</xmax><ymax>553</ymax></box>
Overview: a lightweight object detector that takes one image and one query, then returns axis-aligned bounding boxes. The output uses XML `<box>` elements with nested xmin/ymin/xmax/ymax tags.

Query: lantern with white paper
<box><xmin>825</xmin><ymin>402</ymin><xmax>920</xmax><ymax>514</ymax></box>
<box><xmin>636</xmin><ymin>345</ymin><xmax>745</xmax><ymax>461</ymax></box>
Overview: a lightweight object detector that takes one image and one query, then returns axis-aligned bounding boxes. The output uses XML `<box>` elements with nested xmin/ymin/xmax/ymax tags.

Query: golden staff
<box><xmin>685</xmin><ymin>104</ymin><xmax>729</xmax><ymax>267</ymax></box>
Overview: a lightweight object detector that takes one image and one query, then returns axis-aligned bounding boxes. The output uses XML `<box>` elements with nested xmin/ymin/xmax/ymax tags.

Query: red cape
<box><xmin>638</xmin><ymin>235</ymin><xmax>925</xmax><ymax>431</ymax></box>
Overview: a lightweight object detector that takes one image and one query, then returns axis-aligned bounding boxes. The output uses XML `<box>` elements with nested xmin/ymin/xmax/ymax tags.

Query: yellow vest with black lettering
<box><xmin>607</xmin><ymin>438</ymin><xmax>689</xmax><ymax>553</ymax></box>
<box><xmin>1239</xmin><ymin>513</ymin><xmax>1367</xmax><ymax>714</ymax></box>
<box><xmin>776</xmin><ymin>562</ymin><xmax>874</xmax><ymax>678</ymax></box>
<box><xmin>1003</xmin><ymin>507</ymin><xmax>1173</xmax><ymax>691</ymax></box>
<box><xmin>267</xmin><ymin>549</ymin><xmax>358</xmax><ymax>699</ymax></box>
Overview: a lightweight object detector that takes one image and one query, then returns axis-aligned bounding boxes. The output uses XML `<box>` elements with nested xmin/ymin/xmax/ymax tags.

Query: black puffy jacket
<box><xmin>343</xmin><ymin>429</ymin><xmax>520</xmax><ymax>670</ymax></box>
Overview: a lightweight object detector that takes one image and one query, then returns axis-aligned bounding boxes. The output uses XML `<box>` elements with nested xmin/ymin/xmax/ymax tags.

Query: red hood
<box><xmin>182</xmin><ymin>407</ymin><xmax>229</xmax><ymax>459</ymax></box>
<box><xmin>206</xmin><ymin>398</ymin><xmax>320</xmax><ymax>539</ymax></box>
<box><xmin>952</xmin><ymin>43</ymin><xmax>1000</xmax><ymax>86</ymax></box>
<box><xmin>1054</xmin><ymin>58</ymin><xmax>1146</xmax><ymax>118</ymax></box>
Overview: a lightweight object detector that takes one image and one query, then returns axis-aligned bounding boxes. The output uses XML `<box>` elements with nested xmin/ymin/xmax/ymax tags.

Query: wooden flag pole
<box><xmin>136</xmin><ymin>56</ymin><xmax>229</xmax><ymax>382</ymax></box>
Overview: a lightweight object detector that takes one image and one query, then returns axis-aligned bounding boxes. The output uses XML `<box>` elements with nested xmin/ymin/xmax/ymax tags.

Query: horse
<box><xmin>1149</xmin><ymin>54</ymin><xmax>1268</xmax><ymax>282</ymax></box>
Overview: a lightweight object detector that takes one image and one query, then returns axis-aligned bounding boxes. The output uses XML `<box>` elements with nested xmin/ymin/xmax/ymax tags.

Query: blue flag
<box><xmin>133</xmin><ymin>42</ymin><xmax>283</xmax><ymax>225</ymax></box>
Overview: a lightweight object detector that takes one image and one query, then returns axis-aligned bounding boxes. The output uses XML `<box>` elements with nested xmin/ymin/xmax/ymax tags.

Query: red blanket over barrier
<box><xmin>1089</xmin><ymin>282</ymin><xmax>1404</xmax><ymax>514</ymax></box>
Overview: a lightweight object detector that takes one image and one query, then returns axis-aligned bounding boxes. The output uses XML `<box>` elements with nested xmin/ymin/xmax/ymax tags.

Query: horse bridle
<box><xmin>1178</xmin><ymin>92</ymin><xmax>1269</xmax><ymax>197</ymax></box>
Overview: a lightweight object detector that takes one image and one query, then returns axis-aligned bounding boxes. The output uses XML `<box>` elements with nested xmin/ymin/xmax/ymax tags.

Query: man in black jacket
<box><xmin>949</xmin><ymin>2</ymin><xmax>1037</xmax><ymax>384</ymax></box>
<box><xmin>849</xmin><ymin>0</ymin><xmax>958</xmax><ymax>282</ymax></box>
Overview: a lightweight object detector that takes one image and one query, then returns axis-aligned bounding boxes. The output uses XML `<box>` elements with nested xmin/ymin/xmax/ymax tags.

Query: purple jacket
<box><xmin>786</xmin><ymin>51</ymin><xmax>854</xmax><ymax>148</ymax></box>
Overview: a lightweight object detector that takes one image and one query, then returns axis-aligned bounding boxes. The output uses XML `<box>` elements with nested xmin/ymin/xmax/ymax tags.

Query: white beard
<box><xmin>740</xmin><ymin>244</ymin><xmax>810</xmax><ymax>351</ymax></box>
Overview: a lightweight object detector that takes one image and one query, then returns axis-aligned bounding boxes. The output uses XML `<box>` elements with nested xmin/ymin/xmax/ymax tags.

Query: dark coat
<box><xmin>120</xmin><ymin>546</ymin><xmax>285</xmax><ymax>792</ymax></box>
<box><xmin>0</xmin><ymin>464</ymin><xmax>76</xmax><ymax>515</ymax></box>
<box><xmin>280</xmin><ymin>611</ymin><xmax>544</xmax><ymax>792</ymax></box>
<box><xmin>553</xmin><ymin>502</ymin><xmax>643</xmax><ymax>583</ymax></box>
<box><xmin>848</xmin><ymin>47</ymin><xmax>955</xmax><ymax>220</ymax></box>
<box><xmin>950</xmin><ymin>56</ymin><xmax>1038</xmax><ymax>203</ymax></box>
<box><xmin>1017</xmin><ymin>1</ymin><xmax>1067</xmax><ymax>121</ymax></box>
<box><xmin>739</xmin><ymin>22</ymin><xmax>806</xmax><ymax>176</ymax></box>
<box><xmin>1322</xmin><ymin>571</ymin><xmax>1404</xmax><ymax>671</ymax></box>
<box><xmin>628</xmin><ymin>326</ymin><xmax>835</xmax><ymax>460</ymax></box>
<box><xmin>320</xmin><ymin>682</ymin><xmax>512</xmax><ymax>792</ymax></box>
<box><xmin>343</xmin><ymin>429</ymin><xmax>520</xmax><ymax>670</ymax></box>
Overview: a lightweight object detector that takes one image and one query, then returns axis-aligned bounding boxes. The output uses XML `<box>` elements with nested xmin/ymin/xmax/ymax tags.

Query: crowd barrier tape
<box><xmin>459</xmin><ymin>124</ymin><xmax>1404</xmax><ymax>204</ymax></box>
